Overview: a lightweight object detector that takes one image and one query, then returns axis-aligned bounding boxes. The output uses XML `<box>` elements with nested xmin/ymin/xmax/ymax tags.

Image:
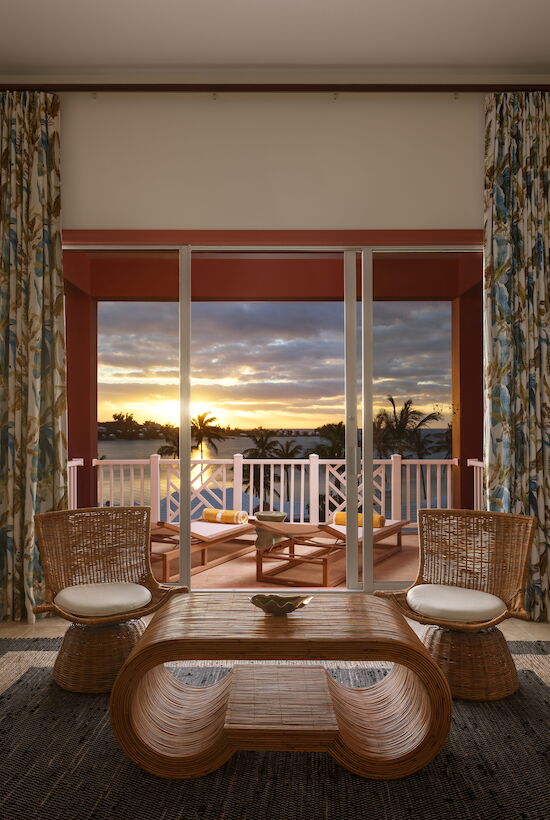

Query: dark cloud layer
<box><xmin>98</xmin><ymin>301</ymin><xmax>451</xmax><ymax>425</ymax></box>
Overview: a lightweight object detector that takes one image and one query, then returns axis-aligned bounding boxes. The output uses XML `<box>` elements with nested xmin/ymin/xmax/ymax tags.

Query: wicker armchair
<box><xmin>375</xmin><ymin>509</ymin><xmax>536</xmax><ymax>701</ymax></box>
<box><xmin>34</xmin><ymin>506</ymin><xmax>188</xmax><ymax>693</ymax></box>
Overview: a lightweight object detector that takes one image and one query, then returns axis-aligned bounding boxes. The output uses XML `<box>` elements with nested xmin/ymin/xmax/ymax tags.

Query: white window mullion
<box><xmin>362</xmin><ymin>249</ymin><xmax>374</xmax><ymax>593</ymax></box>
<box><xmin>179</xmin><ymin>246</ymin><xmax>192</xmax><ymax>588</ymax></box>
<box><xmin>344</xmin><ymin>250</ymin><xmax>360</xmax><ymax>590</ymax></box>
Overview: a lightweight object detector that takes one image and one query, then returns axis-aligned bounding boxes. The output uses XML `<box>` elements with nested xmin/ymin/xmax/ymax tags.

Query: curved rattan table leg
<box><xmin>110</xmin><ymin>645</ymin><xmax>451</xmax><ymax>780</ymax></box>
<box><xmin>54</xmin><ymin>620</ymin><xmax>146</xmax><ymax>693</ymax></box>
<box><xmin>327</xmin><ymin>659</ymin><xmax>451</xmax><ymax>779</ymax></box>
<box><xmin>110</xmin><ymin>664</ymin><xmax>234</xmax><ymax>778</ymax></box>
<box><xmin>423</xmin><ymin>625</ymin><xmax>519</xmax><ymax>701</ymax></box>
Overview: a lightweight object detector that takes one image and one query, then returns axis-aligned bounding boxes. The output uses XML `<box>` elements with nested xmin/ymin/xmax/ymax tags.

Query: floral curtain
<box><xmin>484</xmin><ymin>91</ymin><xmax>550</xmax><ymax>621</ymax></box>
<box><xmin>0</xmin><ymin>91</ymin><xmax>67</xmax><ymax>622</ymax></box>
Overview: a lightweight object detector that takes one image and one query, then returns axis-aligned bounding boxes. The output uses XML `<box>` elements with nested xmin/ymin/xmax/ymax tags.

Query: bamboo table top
<box><xmin>132</xmin><ymin>592</ymin><xmax>427</xmax><ymax>662</ymax></box>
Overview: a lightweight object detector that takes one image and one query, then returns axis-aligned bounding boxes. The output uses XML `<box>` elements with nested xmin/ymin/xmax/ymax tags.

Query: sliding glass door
<box><xmin>178</xmin><ymin>246</ymin><xmax>373</xmax><ymax>593</ymax></box>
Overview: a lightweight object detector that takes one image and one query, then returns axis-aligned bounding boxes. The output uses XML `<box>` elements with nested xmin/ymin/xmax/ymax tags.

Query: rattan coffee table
<box><xmin>110</xmin><ymin>592</ymin><xmax>451</xmax><ymax>780</ymax></box>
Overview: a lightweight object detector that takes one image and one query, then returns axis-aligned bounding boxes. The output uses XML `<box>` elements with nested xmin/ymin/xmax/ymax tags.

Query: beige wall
<box><xmin>60</xmin><ymin>91</ymin><xmax>485</xmax><ymax>230</ymax></box>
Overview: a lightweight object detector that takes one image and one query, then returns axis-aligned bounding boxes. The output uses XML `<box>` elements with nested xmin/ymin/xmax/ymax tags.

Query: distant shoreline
<box><xmin>98</xmin><ymin>429</ymin><xmax>449</xmax><ymax>462</ymax></box>
<box><xmin>98</xmin><ymin>428</ymin><xmax>447</xmax><ymax>441</ymax></box>
<box><xmin>97</xmin><ymin>430</ymin><xmax>322</xmax><ymax>441</ymax></box>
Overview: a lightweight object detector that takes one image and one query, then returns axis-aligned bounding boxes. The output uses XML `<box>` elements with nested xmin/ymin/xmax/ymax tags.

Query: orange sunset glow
<box><xmin>97</xmin><ymin>301</ymin><xmax>452</xmax><ymax>429</ymax></box>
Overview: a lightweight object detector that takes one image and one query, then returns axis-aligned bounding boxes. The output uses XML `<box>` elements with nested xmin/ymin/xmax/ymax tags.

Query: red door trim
<box><xmin>62</xmin><ymin>228</ymin><xmax>482</xmax><ymax>247</ymax></box>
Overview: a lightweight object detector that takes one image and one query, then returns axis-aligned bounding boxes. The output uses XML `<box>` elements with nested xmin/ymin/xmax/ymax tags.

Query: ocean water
<box><xmin>98</xmin><ymin>434</ymin><xmax>322</xmax><ymax>462</ymax></box>
<box><xmin>98</xmin><ymin>429</ymin><xmax>448</xmax><ymax>461</ymax></box>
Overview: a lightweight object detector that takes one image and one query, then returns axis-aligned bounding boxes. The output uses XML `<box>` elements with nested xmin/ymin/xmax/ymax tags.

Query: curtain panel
<box><xmin>484</xmin><ymin>92</ymin><xmax>550</xmax><ymax>621</ymax></box>
<box><xmin>0</xmin><ymin>91</ymin><xmax>67</xmax><ymax>621</ymax></box>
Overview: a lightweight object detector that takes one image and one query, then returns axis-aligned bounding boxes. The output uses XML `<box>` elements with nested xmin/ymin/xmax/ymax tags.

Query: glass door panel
<box><xmin>371</xmin><ymin>251</ymin><xmax>455</xmax><ymax>586</ymax></box>
<box><xmin>185</xmin><ymin>247</ymin><xmax>369</xmax><ymax>591</ymax></box>
<box><xmin>91</xmin><ymin>249</ymin><xmax>182</xmax><ymax>585</ymax></box>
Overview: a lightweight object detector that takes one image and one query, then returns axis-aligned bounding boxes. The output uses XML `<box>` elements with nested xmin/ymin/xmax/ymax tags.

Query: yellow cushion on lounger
<box><xmin>406</xmin><ymin>584</ymin><xmax>507</xmax><ymax>623</ymax></box>
<box><xmin>202</xmin><ymin>508</ymin><xmax>248</xmax><ymax>524</ymax></box>
<box><xmin>333</xmin><ymin>511</ymin><xmax>385</xmax><ymax>528</ymax></box>
<box><xmin>55</xmin><ymin>582</ymin><xmax>152</xmax><ymax>617</ymax></box>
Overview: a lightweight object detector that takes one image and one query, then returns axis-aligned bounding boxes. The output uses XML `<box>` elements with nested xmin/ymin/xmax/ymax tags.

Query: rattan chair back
<box><xmin>418</xmin><ymin>509</ymin><xmax>536</xmax><ymax>606</ymax></box>
<box><xmin>35</xmin><ymin>506</ymin><xmax>154</xmax><ymax>598</ymax></box>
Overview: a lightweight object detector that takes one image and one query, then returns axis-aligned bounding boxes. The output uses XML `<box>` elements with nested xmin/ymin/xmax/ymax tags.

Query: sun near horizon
<box><xmin>97</xmin><ymin>394</ymin><xmax>450</xmax><ymax>430</ymax></box>
<box><xmin>97</xmin><ymin>300</ymin><xmax>452</xmax><ymax>429</ymax></box>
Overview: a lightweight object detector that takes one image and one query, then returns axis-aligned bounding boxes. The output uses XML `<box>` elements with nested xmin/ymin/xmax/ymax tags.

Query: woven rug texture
<box><xmin>0</xmin><ymin>638</ymin><xmax>549</xmax><ymax>820</ymax></box>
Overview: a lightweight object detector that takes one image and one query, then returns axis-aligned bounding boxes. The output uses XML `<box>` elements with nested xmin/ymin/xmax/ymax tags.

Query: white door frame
<box><xmin>179</xmin><ymin>244</ymin><xmax>373</xmax><ymax>593</ymax></box>
<box><xmin>63</xmin><ymin>241</ymin><xmax>480</xmax><ymax>594</ymax></box>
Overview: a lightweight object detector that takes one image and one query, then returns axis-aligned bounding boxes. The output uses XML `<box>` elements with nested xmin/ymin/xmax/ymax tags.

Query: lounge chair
<box><xmin>151</xmin><ymin>517</ymin><xmax>255</xmax><ymax>582</ymax></box>
<box><xmin>254</xmin><ymin>520</ymin><xmax>345</xmax><ymax>587</ymax></box>
<box><xmin>320</xmin><ymin>518</ymin><xmax>409</xmax><ymax>562</ymax></box>
<box><xmin>254</xmin><ymin>518</ymin><xmax>409</xmax><ymax>587</ymax></box>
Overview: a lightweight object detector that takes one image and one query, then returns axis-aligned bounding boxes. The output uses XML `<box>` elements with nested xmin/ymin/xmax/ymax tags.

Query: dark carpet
<box><xmin>0</xmin><ymin>639</ymin><xmax>549</xmax><ymax>820</ymax></box>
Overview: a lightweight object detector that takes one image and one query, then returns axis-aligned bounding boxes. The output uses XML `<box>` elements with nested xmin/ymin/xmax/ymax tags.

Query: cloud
<box><xmin>98</xmin><ymin>301</ymin><xmax>451</xmax><ymax>426</ymax></box>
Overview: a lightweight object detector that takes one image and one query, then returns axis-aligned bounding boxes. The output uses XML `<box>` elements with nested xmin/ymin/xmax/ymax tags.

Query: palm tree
<box><xmin>273</xmin><ymin>439</ymin><xmax>303</xmax><ymax>459</ymax></box>
<box><xmin>272</xmin><ymin>439</ymin><xmax>303</xmax><ymax>501</ymax></box>
<box><xmin>309</xmin><ymin>422</ymin><xmax>347</xmax><ymax>519</ymax></box>
<box><xmin>311</xmin><ymin>421</ymin><xmax>346</xmax><ymax>458</ymax></box>
<box><xmin>407</xmin><ymin>427</ymin><xmax>442</xmax><ymax>460</ymax></box>
<box><xmin>373</xmin><ymin>413</ymin><xmax>394</xmax><ymax>458</ymax></box>
<box><xmin>242</xmin><ymin>427</ymin><xmax>279</xmax><ymax>459</ymax></box>
<box><xmin>156</xmin><ymin>412</ymin><xmax>228</xmax><ymax>459</ymax></box>
<box><xmin>375</xmin><ymin>396</ymin><xmax>442</xmax><ymax>456</ymax></box>
<box><xmin>157</xmin><ymin>424</ymin><xmax>179</xmax><ymax>458</ymax></box>
<box><xmin>191</xmin><ymin>412</ymin><xmax>226</xmax><ymax>458</ymax></box>
<box><xmin>242</xmin><ymin>428</ymin><xmax>279</xmax><ymax>504</ymax></box>
<box><xmin>407</xmin><ymin>426</ymin><xmax>443</xmax><ymax>499</ymax></box>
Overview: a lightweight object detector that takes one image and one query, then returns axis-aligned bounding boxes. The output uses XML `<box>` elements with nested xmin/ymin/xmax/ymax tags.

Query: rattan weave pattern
<box><xmin>375</xmin><ymin>509</ymin><xmax>535</xmax><ymax>631</ymax></box>
<box><xmin>2</xmin><ymin>644</ymin><xmax>550</xmax><ymax>820</ymax></box>
<box><xmin>375</xmin><ymin>509</ymin><xmax>536</xmax><ymax>700</ymax></box>
<box><xmin>53</xmin><ymin>620</ymin><xmax>146</xmax><ymax>693</ymax></box>
<box><xmin>33</xmin><ymin>506</ymin><xmax>188</xmax><ymax>692</ymax></box>
<box><xmin>422</xmin><ymin>625</ymin><xmax>519</xmax><ymax>700</ymax></box>
<box><xmin>109</xmin><ymin>592</ymin><xmax>452</xmax><ymax>779</ymax></box>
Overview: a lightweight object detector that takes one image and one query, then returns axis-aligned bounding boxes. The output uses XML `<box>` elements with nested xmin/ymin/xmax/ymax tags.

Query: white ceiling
<box><xmin>2</xmin><ymin>0</ymin><xmax>550</xmax><ymax>80</ymax></box>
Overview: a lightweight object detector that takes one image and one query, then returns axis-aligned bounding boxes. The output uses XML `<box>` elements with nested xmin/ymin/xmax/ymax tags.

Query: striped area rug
<box><xmin>0</xmin><ymin>639</ymin><xmax>549</xmax><ymax>820</ymax></box>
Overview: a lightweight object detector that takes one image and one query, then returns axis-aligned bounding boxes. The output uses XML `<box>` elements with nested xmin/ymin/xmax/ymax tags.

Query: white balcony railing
<box><xmin>67</xmin><ymin>458</ymin><xmax>84</xmax><ymax>509</ymax></box>
<box><xmin>89</xmin><ymin>453</ymin><xmax>459</xmax><ymax>528</ymax></box>
<box><xmin>467</xmin><ymin>458</ymin><xmax>485</xmax><ymax>510</ymax></box>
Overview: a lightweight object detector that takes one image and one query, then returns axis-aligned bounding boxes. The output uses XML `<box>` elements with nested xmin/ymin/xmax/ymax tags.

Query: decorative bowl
<box><xmin>249</xmin><ymin>593</ymin><xmax>313</xmax><ymax>616</ymax></box>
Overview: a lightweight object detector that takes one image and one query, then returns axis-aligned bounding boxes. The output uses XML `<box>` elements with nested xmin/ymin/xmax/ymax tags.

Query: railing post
<box><xmin>149</xmin><ymin>454</ymin><xmax>161</xmax><ymax>523</ymax></box>
<box><xmin>233</xmin><ymin>453</ymin><xmax>243</xmax><ymax>510</ymax></box>
<box><xmin>467</xmin><ymin>458</ymin><xmax>485</xmax><ymax>510</ymax></box>
<box><xmin>67</xmin><ymin>458</ymin><xmax>84</xmax><ymax>509</ymax></box>
<box><xmin>390</xmin><ymin>453</ymin><xmax>402</xmax><ymax>520</ymax></box>
<box><xmin>309</xmin><ymin>454</ymin><xmax>319</xmax><ymax>524</ymax></box>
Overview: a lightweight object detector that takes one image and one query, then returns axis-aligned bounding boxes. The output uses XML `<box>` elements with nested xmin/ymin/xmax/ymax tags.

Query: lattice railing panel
<box><xmin>190</xmin><ymin>462</ymin><xmax>231</xmax><ymax>520</ymax></box>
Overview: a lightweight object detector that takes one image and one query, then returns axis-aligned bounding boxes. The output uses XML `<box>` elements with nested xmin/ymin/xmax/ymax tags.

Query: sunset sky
<box><xmin>97</xmin><ymin>301</ymin><xmax>452</xmax><ymax>428</ymax></box>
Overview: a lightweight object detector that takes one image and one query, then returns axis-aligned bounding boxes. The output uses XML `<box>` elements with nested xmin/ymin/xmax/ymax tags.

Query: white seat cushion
<box><xmin>54</xmin><ymin>582</ymin><xmax>152</xmax><ymax>617</ymax></box>
<box><xmin>406</xmin><ymin>584</ymin><xmax>507</xmax><ymax>623</ymax></box>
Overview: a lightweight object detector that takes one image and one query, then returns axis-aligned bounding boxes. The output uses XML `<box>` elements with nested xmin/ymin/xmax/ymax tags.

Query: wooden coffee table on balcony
<box><xmin>110</xmin><ymin>592</ymin><xmax>451</xmax><ymax>780</ymax></box>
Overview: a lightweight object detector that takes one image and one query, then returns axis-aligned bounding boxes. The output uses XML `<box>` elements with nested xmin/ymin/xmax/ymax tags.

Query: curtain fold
<box><xmin>484</xmin><ymin>91</ymin><xmax>550</xmax><ymax>621</ymax></box>
<box><xmin>0</xmin><ymin>91</ymin><xmax>67</xmax><ymax>622</ymax></box>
